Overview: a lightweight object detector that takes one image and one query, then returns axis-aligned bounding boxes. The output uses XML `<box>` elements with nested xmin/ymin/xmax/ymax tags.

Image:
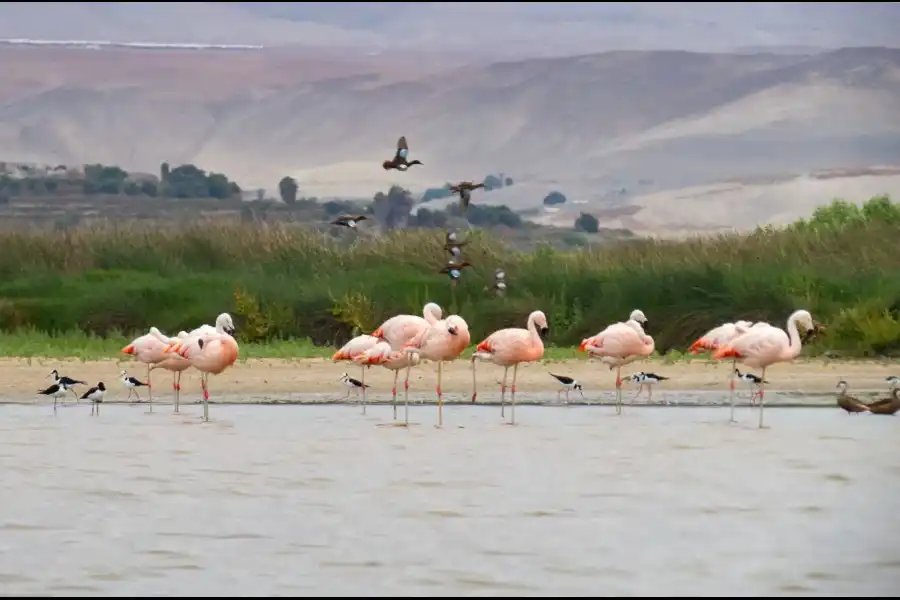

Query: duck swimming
<box><xmin>449</xmin><ymin>181</ymin><xmax>485</xmax><ymax>214</ymax></box>
<box><xmin>382</xmin><ymin>136</ymin><xmax>423</xmax><ymax>171</ymax></box>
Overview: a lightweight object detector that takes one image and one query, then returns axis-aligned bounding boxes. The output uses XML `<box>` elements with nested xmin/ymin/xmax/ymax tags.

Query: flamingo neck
<box><xmin>783</xmin><ymin>311</ymin><xmax>804</xmax><ymax>359</ymax></box>
<box><xmin>526</xmin><ymin>315</ymin><xmax>544</xmax><ymax>348</ymax></box>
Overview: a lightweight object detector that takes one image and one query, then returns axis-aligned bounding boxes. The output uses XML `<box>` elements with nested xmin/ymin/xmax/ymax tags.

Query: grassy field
<box><xmin>0</xmin><ymin>196</ymin><xmax>897</xmax><ymax>359</ymax></box>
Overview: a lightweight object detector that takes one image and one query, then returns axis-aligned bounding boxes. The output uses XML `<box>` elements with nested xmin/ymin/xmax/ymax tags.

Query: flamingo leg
<box><xmin>500</xmin><ymin>366</ymin><xmax>509</xmax><ymax>418</ymax></box>
<box><xmin>404</xmin><ymin>362</ymin><xmax>412</xmax><ymax>426</ymax></box>
<box><xmin>630</xmin><ymin>383</ymin><xmax>643</xmax><ymax>404</ymax></box>
<box><xmin>470</xmin><ymin>356</ymin><xmax>479</xmax><ymax>403</ymax></box>
<box><xmin>615</xmin><ymin>366</ymin><xmax>623</xmax><ymax>415</ymax></box>
<box><xmin>391</xmin><ymin>369</ymin><xmax>399</xmax><ymax>420</ymax></box>
<box><xmin>202</xmin><ymin>373</ymin><xmax>210</xmax><ymax>422</ymax></box>
<box><xmin>509</xmin><ymin>363</ymin><xmax>519</xmax><ymax>425</ymax></box>
<box><xmin>728</xmin><ymin>359</ymin><xmax>737</xmax><ymax>422</ymax></box>
<box><xmin>147</xmin><ymin>364</ymin><xmax>153</xmax><ymax>412</ymax></box>
<box><xmin>360</xmin><ymin>365</ymin><xmax>367</xmax><ymax>415</ymax></box>
<box><xmin>758</xmin><ymin>368</ymin><xmax>767</xmax><ymax>429</ymax></box>
<box><xmin>436</xmin><ymin>361</ymin><xmax>444</xmax><ymax>428</ymax></box>
<box><xmin>174</xmin><ymin>371</ymin><xmax>182</xmax><ymax>413</ymax></box>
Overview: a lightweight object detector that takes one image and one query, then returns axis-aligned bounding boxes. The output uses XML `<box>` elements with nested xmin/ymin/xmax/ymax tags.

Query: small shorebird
<box><xmin>548</xmin><ymin>373</ymin><xmax>584</xmax><ymax>404</ymax></box>
<box><xmin>628</xmin><ymin>372</ymin><xmax>670</xmax><ymax>404</ymax></box>
<box><xmin>886</xmin><ymin>375</ymin><xmax>900</xmax><ymax>389</ymax></box>
<box><xmin>382</xmin><ymin>136</ymin><xmax>423</xmax><ymax>171</ymax></box>
<box><xmin>339</xmin><ymin>372</ymin><xmax>369</xmax><ymax>401</ymax></box>
<box><xmin>49</xmin><ymin>369</ymin><xmax>86</xmax><ymax>400</ymax></box>
<box><xmin>120</xmin><ymin>370</ymin><xmax>149</xmax><ymax>401</ymax></box>
<box><xmin>38</xmin><ymin>382</ymin><xmax>70</xmax><ymax>409</ymax></box>
<box><xmin>734</xmin><ymin>369</ymin><xmax>767</xmax><ymax>405</ymax></box>
<box><xmin>331</xmin><ymin>215</ymin><xmax>367</xmax><ymax>229</ymax></box>
<box><xmin>81</xmin><ymin>382</ymin><xmax>106</xmax><ymax>416</ymax></box>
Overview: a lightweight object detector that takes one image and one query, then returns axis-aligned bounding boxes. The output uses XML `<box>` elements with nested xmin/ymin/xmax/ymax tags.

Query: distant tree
<box><xmin>373</xmin><ymin>185</ymin><xmax>414</xmax><ymax>230</ymax></box>
<box><xmin>44</xmin><ymin>179</ymin><xmax>58</xmax><ymax>193</ymax></box>
<box><xmin>483</xmin><ymin>174</ymin><xmax>502</xmax><ymax>191</ymax></box>
<box><xmin>207</xmin><ymin>173</ymin><xmax>232</xmax><ymax>199</ymax></box>
<box><xmin>505</xmin><ymin>177</ymin><xmax>514</xmax><ymax>187</ymax></box>
<box><xmin>575</xmin><ymin>212</ymin><xmax>599</xmax><ymax>233</ymax></box>
<box><xmin>543</xmin><ymin>191</ymin><xmax>567</xmax><ymax>206</ymax></box>
<box><xmin>124</xmin><ymin>181</ymin><xmax>141</xmax><ymax>196</ymax></box>
<box><xmin>278</xmin><ymin>176</ymin><xmax>299</xmax><ymax>205</ymax></box>
<box><xmin>140</xmin><ymin>181</ymin><xmax>158</xmax><ymax>196</ymax></box>
<box><xmin>160</xmin><ymin>162</ymin><xmax>170</xmax><ymax>182</ymax></box>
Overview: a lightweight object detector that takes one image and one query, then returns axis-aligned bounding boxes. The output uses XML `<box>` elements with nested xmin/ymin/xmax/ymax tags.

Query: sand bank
<box><xmin>2</xmin><ymin>357</ymin><xmax>897</xmax><ymax>404</ymax></box>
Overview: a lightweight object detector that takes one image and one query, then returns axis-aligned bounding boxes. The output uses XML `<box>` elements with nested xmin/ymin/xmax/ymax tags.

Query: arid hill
<box><xmin>1</xmin><ymin>45</ymin><xmax>899</xmax><ymax>233</ymax></box>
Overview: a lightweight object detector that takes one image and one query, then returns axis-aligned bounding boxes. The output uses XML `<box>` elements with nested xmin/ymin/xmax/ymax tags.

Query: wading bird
<box><xmin>403</xmin><ymin>314</ymin><xmax>471</xmax><ymax>427</ymax></box>
<box><xmin>734</xmin><ymin>369</ymin><xmax>767</xmax><ymax>405</ymax></box>
<box><xmin>48</xmin><ymin>369</ymin><xmax>86</xmax><ymax>401</ymax></box>
<box><xmin>471</xmin><ymin>310</ymin><xmax>549</xmax><ymax>424</ymax></box>
<box><xmin>548</xmin><ymin>373</ymin><xmax>584</xmax><ymax>404</ymax></box>
<box><xmin>170</xmin><ymin>332</ymin><xmax>239</xmax><ymax>422</ymax></box>
<box><xmin>371</xmin><ymin>302</ymin><xmax>443</xmax><ymax>350</ymax></box>
<box><xmin>120</xmin><ymin>370</ymin><xmax>149</xmax><ymax>402</ymax></box>
<box><xmin>38</xmin><ymin>382</ymin><xmax>70</xmax><ymax>410</ymax></box>
<box><xmin>627</xmin><ymin>372</ymin><xmax>670</xmax><ymax>405</ymax></box>
<box><xmin>712</xmin><ymin>309</ymin><xmax>815</xmax><ymax>428</ymax></box>
<box><xmin>354</xmin><ymin>342</ymin><xmax>421</xmax><ymax>421</ymax></box>
<box><xmin>689</xmin><ymin>320</ymin><xmax>754</xmax><ymax>421</ymax></box>
<box><xmin>331</xmin><ymin>334</ymin><xmax>380</xmax><ymax>414</ymax></box>
<box><xmin>81</xmin><ymin>382</ymin><xmax>106</xmax><ymax>416</ymax></box>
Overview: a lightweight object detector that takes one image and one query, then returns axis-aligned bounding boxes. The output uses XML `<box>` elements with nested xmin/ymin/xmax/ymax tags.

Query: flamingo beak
<box><xmin>448</xmin><ymin>326</ymin><xmax>458</xmax><ymax>336</ymax></box>
<box><xmin>539</xmin><ymin>326</ymin><xmax>549</xmax><ymax>337</ymax></box>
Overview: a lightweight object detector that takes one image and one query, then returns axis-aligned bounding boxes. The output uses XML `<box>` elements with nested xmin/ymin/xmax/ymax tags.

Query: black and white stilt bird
<box><xmin>887</xmin><ymin>375</ymin><xmax>899</xmax><ymax>389</ymax></box>
<box><xmin>38</xmin><ymin>382</ymin><xmax>70</xmax><ymax>408</ymax></box>
<box><xmin>48</xmin><ymin>369</ymin><xmax>86</xmax><ymax>400</ymax></box>
<box><xmin>549</xmin><ymin>373</ymin><xmax>584</xmax><ymax>404</ymax></box>
<box><xmin>627</xmin><ymin>372</ymin><xmax>670</xmax><ymax>404</ymax></box>
<box><xmin>120</xmin><ymin>369</ymin><xmax>148</xmax><ymax>401</ymax></box>
<box><xmin>735</xmin><ymin>369</ymin><xmax>768</xmax><ymax>405</ymax></box>
<box><xmin>81</xmin><ymin>382</ymin><xmax>106</xmax><ymax>416</ymax></box>
<box><xmin>339</xmin><ymin>372</ymin><xmax>369</xmax><ymax>401</ymax></box>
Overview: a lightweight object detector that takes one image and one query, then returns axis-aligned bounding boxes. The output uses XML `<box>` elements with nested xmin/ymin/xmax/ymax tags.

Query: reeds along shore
<box><xmin>0</xmin><ymin>197</ymin><xmax>898</xmax><ymax>358</ymax></box>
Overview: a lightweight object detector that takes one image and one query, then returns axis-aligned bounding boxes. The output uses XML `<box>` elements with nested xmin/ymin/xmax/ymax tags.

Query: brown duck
<box><xmin>331</xmin><ymin>215</ymin><xmax>368</xmax><ymax>229</ymax></box>
<box><xmin>867</xmin><ymin>387</ymin><xmax>900</xmax><ymax>415</ymax></box>
<box><xmin>835</xmin><ymin>380</ymin><xmax>870</xmax><ymax>414</ymax></box>
<box><xmin>438</xmin><ymin>260</ymin><xmax>473</xmax><ymax>288</ymax></box>
<box><xmin>382</xmin><ymin>136</ymin><xmax>423</xmax><ymax>171</ymax></box>
<box><xmin>449</xmin><ymin>181</ymin><xmax>485</xmax><ymax>213</ymax></box>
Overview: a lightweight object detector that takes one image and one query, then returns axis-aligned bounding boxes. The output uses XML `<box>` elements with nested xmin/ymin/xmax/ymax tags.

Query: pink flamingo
<box><xmin>332</xmin><ymin>334</ymin><xmax>381</xmax><ymax>414</ymax></box>
<box><xmin>470</xmin><ymin>310</ymin><xmax>549</xmax><ymax>425</ymax></box>
<box><xmin>354</xmin><ymin>341</ymin><xmax>421</xmax><ymax>421</ymax></box>
<box><xmin>712</xmin><ymin>309</ymin><xmax>814</xmax><ymax>428</ymax></box>
<box><xmin>168</xmin><ymin>331</ymin><xmax>239</xmax><ymax>422</ymax></box>
<box><xmin>121</xmin><ymin>326</ymin><xmax>173</xmax><ymax>412</ymax></box>
<box><xmin>403</xmin><ymin>314</ymin><xmax>471</xmax><ymax>427</ymax></box>
<box><xmin>371</xmin><ymin>302</ymin><xmax>443</xmax><ymax>349</ymax></box>
<box><xmin>149</xmin><ymin>355</ymin><xmax>193</xmax><ymax>413</ymax></box>
<box><xmin>689</xmin><ymin>319</ymin><xmax>754</xmax><ymax>421</ymax></box>
<box><xmin>579</xmin><ymin>320</ymin><xmax>655</xmax><ymax>414</ymax></box>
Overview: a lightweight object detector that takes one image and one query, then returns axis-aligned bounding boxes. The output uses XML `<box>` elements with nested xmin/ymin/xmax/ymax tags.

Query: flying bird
<box><xmin>331</xmin><ymin>215</ymin><xmax>368</xmax><ymax>229</ymax></box>
<box><xmin>438</xmin><ymin>260</ymin><xmax>473</xmax><ymax>288</ymax></box>
<box><xmin>382</xmin><ymin>136</ymin><xmax>423</xmax><ymax>171</ymax></box>
<box><xmin>449</xmin><ymin>181</ymin><xmax>485</xmax><ymax>214</ymax></box>
<box><xmin>444</xmin><ymin>231</ymin><xmax>468</xmax><ymax>260</ymax></box>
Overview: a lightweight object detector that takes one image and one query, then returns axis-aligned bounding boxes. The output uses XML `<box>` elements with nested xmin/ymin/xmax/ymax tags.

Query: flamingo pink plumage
<box><xmin>712</xmin><ymin>309</ymin><xmax>814</xmax><ymax>428</ymax></box>
<box><xmin>149</xmin><ymin>355</ymin><xmax>193</xmax><ymax>413</ymax></box>
<box><xmin>171</xmin><ymin>331</ymin><xmax>239</xmax><ymax>422</ymax></box>
<box><xmin>121</xmin><ymin>326</ymin><xmax>173</xmax><ymax>410</ymax></box>
<box><xmin>579</xmin><ymin>320</ymin><xmax>655</xmax><ymax>414</ymax></box>
<box><xmin>332</xmin><ymin>334</ymin><xmax>381</xmax><ymax>414</ymax></box>
<box><xmin>354</xmin><ymin>340</ymin><xmax>421</xmax><ymax>421</ymax></box>
<box><xmin>403</xmin><ymin>314</ymin><xmax>471</xmax><ymax>427</ymax></box>
<box><xmin>689</xmin><ymin>319</ymin><xmax>754</xmax><ymax>422</ymax></box>
<box><xmin>471</xmin><ymin>310</ymin><xmax>549</xmax><ymax>425</ymax></box>
<box><xmin>371</xmin><ymin>302</ymin><xmax>443</xmax><ymax>350</ymax></box>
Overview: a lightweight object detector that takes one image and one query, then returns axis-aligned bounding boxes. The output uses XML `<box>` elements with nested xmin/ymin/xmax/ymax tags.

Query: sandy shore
<box><xmin>2</xmin><ymin>357</ymin><xmax>898</xmax><ymax>404</ymax></box>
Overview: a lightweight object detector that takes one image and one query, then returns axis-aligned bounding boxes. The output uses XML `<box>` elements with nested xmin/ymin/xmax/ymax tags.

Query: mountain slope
<box><xmin>0</xmin><ymin>46</ymin><xmax>898</xmax><ymax>226</ymax></box>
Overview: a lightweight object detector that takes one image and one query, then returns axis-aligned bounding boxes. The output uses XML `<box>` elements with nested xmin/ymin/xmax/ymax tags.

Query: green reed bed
<box><xmin>0</xmin><ymin>197</ymin><xmax>898</xmax><ymax>358</ymax></box>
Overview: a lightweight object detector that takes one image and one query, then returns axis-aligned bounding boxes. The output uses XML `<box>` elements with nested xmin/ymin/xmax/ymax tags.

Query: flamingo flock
<box><xmin>37</xmin><ymin>304</ymin><xmax>826</xmax><ymax>430</ymax></box>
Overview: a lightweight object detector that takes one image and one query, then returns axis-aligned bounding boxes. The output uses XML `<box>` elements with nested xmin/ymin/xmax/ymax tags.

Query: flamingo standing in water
<box><xmin>403</xmin><ymin>314</ymin><xmax>471</xmax><ymax>427</ymax></box>
<box><xmin>371</xmin><ymin>302</ymin><xmax>443</xmax><ymax>349</ymax></box>
<box><xmin>471</xmin><ymin>310</ymin><xmax>549</xmax><ymax>425</ymax></box>
<box><xmin>712</xmin><ymin>309</ymin><xmax>815</xmax><ymax>428</ymax></box>
<box><xmin>579</xmin><ymin>318</ymin><xmax>655</xmax><ymax>414</ymax></box>
<box><xmin>354</xmin><ymin>341</ymin><xmax>421</xmax><ymax>421</ymax></box>
<box><xmin>689</xmin><ymin>319</ymin><xmax>754</xmax><ymax>422</ymax></box>
<box><xmin>147</xmin><ymin>328</ymin><xmax>192</xmax><ymax>412</ymax></box>
<box><xmin>332</xmin><ymin>334</ymin><xmax>380</xmax><ymax>414</ymax></box>
<box><xmin>167</xmin><ymin>331</ymin><xmax>239</xmax><ymax>422</ymax></box>
<box><xmin>121</xmin><ymin>326</ymin><xmax>173</xmax><ymax>411</ymax></box>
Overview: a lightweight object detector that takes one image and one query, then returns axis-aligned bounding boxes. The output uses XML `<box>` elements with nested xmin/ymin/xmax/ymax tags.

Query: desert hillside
<box><xmin>1</xmin><ymin>45</ymin><xmax>899</xmax><ymax>232</ymax></box>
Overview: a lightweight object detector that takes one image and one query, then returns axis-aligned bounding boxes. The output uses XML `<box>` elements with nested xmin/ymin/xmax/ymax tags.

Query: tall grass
<box><xmin>0</xmin><ymin>196</ymin><xmax>898</xmax><ymax>357</ymax></box>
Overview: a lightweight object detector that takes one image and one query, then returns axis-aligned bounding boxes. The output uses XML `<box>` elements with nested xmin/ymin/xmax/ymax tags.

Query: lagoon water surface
<box><xmin>1</xmin><ymin>400</ymin><xmax>899</xmax><ymax>596</ymax></box>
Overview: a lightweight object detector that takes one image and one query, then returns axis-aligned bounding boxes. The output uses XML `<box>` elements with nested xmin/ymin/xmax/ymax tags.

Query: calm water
<box><xmin>1</xmin><ymin>399</ymin><xmax>899</xmax><ymax>596</ymax></box>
